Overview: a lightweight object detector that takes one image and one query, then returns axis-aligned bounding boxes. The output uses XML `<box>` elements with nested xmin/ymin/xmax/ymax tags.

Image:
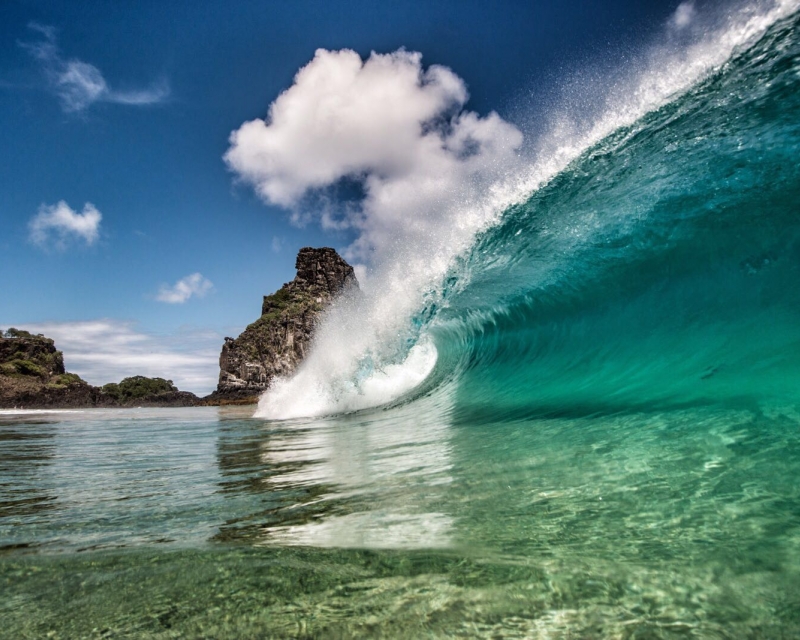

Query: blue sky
<box><xmin>0</xmin><ymin>0</ymin><xmax>681</xmax><ymax>393</ymax></box>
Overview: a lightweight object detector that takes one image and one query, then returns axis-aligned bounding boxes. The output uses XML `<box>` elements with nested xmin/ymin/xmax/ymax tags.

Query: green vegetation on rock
<box><xmin>2</xmin><ymin>328</ymin><xmax>36</xmax><ymax>339</ymax></box>
<box><xmin>47</xmin><ymin>373</ymin><xmax>85</xmax><ymax>387</ymax></box>
<box><xmin>101</xmin><ymin>376</ymin><xmax>178</xmax><ymax>400</ymax></box>
<box><xmin>1</xmin><ymin>333</ymin><xmax>198</xmax><ymax>408</ymax></box>
<box><xmin>1</xmin><ymin>359</ymin><xmax>49</xmax><ymax>378</ymax></box>
<box><xmin>262</xmin><ymin>287</ymin><xmax>292</xmax><ymax>309</ymax></box>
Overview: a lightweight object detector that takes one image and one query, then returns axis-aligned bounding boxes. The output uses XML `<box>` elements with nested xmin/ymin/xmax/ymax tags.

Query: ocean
<box><xmin>3</xmin><ymin>6</ymin><xmax>800</xmax><ymax>638</ymax></box>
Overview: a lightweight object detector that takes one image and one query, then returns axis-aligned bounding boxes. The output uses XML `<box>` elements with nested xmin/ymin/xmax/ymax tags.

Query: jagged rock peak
<box><xmin>294</xmin><ymin>246</ymin><xmax>357</xmax><ymax>289</ymax></box>
<box><xmin>212</xmin><ymin>247</ymin><xmax>358</xmax><ymax>402</ymax></box>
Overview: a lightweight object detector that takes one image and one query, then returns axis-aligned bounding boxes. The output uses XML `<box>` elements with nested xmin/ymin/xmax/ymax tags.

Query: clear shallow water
<box><xmin>4</xmin><ymin>9</ymin><xmax>800</xmax><ymax>639</ymax></box>
<box><xmin>2</xmin><ymin>404</ymin><xmax>800</xmax><ymax>638</ymax></box>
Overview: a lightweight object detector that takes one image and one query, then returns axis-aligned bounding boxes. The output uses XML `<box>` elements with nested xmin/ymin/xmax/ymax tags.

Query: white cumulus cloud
<box><xmin>29</xmin><ymin>200</ymin><xmax>102</xmax><ymax>248</ymax></box>
<box><xmin>227</xmin><ymin>48</ymin><xmax>528</xmax><ymax>419</ymax></box>
<box><xmin>156</xmin><ymin>273</ymin><xmax>214</xmax><ymax>304</ymax></box>
<box><xmin>21</xmin><ymin>23</ymin><xmax>169</xmax><ymax>112</ymax></box>
<box><xmin>224</xmin><ymin>48</ymin><xmax>523</xmax><ymax>263</ymax></box>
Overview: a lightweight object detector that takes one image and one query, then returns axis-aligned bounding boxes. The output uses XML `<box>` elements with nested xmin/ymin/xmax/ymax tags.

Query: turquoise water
<box><xmin>3</xmin><ymin>405</ymin><xmax>800</xmax><ymax>637</ymax></box>
<box><xmin>4</xmin><ymin>10</ymin><xmax>800</xmax><ymax>639</ymax></box>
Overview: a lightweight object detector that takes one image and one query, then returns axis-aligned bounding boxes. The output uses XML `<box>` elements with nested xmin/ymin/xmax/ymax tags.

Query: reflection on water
<box><xmin>1</xmin><ymin>405</ymin><xmax>800</xmax><ymax>636</ymax></box>
<box><xmin>1</xmin><ymin>405</ymin><xmax>455</xmax><ymax>553</ymax></box>
<box><xmin>446</xmin><ymin>403</ymin><xmax>800</xmax><ymax>569</ymax></box>
<box><xmin>1</xmin><ymin>408</ymin><xmax>223</xmax><ymax>552</ymax></box>
<box><xmin>0</xmin><ymin>418</ymin><xmax>57</xmax><ymax>545</ymax></box>
<box><xmin>216</xmin><ymin>399</ymin><xmax>454</xmax><ymax>549</ymax></box>
<box><xmin>3</xmin><ymin>402</ymin><xmax>800</xmax><ymax>566</ymax></box>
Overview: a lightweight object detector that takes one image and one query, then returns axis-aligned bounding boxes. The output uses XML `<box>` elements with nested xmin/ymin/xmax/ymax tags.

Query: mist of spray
<box><xmin>223</xmin><ymin>0</ymin><xmax>799</xmax><ymax>419</ymax></box>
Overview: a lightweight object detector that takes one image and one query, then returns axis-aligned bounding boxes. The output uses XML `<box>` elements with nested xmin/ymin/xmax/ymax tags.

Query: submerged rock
<box><xmin>207</xmin><ymin>247</ymin><xmax>358</xmax><ymax>403</ymax></box>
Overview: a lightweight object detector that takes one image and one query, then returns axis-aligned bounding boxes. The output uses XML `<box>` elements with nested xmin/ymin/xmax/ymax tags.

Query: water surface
<box><xmin>2</xmin><ymin>404</ymin><xmax>800</xmax><ymax>638</ymax></box>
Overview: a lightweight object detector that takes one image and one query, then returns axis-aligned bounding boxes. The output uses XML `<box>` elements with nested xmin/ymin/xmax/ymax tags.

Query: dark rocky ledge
<box><xmin>0</xmin><ymin>329</ymin><xmax>199</xmax><ymax>409</ymax></box>
<box><xmin>204</xmin><ymin>247</ymin><xmax>358</xmax><ymax>405</ymax></box>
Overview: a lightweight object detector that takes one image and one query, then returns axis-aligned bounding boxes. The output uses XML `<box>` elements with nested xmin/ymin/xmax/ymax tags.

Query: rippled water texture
<box><xmin>2</xmin><ymin>403</ymin><xmax>800</xmax><ymax>638</ymax></box>
<box><xmin>3</xmin><ymin>8</ymin><xmax>800</xmax><ymax>639</ymax></box>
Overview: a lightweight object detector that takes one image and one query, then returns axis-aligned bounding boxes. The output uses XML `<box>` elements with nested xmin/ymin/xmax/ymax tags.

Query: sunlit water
<box><xmin>2</xmin><ymin>404</ymin><xmax>800</xmax><ymax>638</ymax></box>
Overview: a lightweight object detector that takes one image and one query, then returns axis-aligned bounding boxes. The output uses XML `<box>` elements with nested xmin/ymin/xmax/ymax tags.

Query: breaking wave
<box><xmin>256</xmin><ymin>1</ymin><xmax>800</xmax><ymax>420</ymax></box>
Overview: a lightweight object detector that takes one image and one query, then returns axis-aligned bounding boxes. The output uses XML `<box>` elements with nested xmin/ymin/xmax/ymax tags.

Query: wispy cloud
<box><xmin>669</xmin><ymin>2</ymin><xmax>697</xmax><ymax>31</ymax></box>
<box><xmin>2</xmin><ymin>319</ymin><xmax>221</xmax><ymax>395</ymax></box>
<box><xmin>157</xmin><ymin>273</ymin><xmax>214</xmax><ymax>304</ymax></box>
<box><xmin>271</xmin><ymin>236</ymin><xmax>284</xmax><ymax>253</ymax></box>
<box><xmin>29</xmin><ymin>200</ymin><xmax>102</xmax><ymax>249</ymax></box>
<box><xmin>20</xmin><ymin>23</ymin><xmax>169</xmax><ymax>112</ymax></box>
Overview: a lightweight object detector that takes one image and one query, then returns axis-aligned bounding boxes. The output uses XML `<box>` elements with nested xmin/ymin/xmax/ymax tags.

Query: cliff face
<box><xmin>0</xmin><ymin>329</ymin><xmax>199</xmax><ymax>408</ymax></box>
<box><xmin>213</xmin><ymin>247</ymin><xmax>358</xmax><ymax>400</ymax></box>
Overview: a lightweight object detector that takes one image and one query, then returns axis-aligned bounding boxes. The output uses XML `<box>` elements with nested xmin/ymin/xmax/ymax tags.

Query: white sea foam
<box><xmin>0</xmin><ymin>409</ymin><xmax>85</xmax><ymax>415</ymax></box>
<box><xmin>258</xmin><ymin>338</ymin><xmax>438</xmax><ymax>419</ymax></box>
<box><xmin>253</xmin><ymin>0</ymin><xmax>799</xmax><ymax>419</ymax></box>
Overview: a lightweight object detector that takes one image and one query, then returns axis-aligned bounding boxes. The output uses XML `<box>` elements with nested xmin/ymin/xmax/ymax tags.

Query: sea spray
<box><xmin>437</xmin><ymin>7</ymin><xmax>800</xmax><ymax>417</ymax></box>
<box><xmin>249</xmin><ymin>0</ymin><xmax>800</xmax><ymax>419</ymax></box>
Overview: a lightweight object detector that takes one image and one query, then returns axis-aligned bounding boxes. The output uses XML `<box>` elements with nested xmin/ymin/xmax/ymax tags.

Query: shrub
<box><xmin>101</xmin><ymin>376</ymin><xmax>177</xmax><ymax>399</ymax></box>
<box><xmin>6</xmin><ymin>359</ymin><xmax>47</xmax><ymax>378</ymax></box>
<box><xmin>0</xmin><ymin>362</ymin><xmax>17</xmax><ymax>376</ymax></box>
<box><xmin>266</xmin><ymin>287</ymin><xmax>292</xmax><ymax>305</ymax></box>
<box><xmin>4</xmin><ymin>328</ymin><xmax>35</xmax><ymax>339</ymax></box>
<box><xmin>49</xmin><ymin>373</ymin><xmax>84</xmax><ymax>387</ymax></box>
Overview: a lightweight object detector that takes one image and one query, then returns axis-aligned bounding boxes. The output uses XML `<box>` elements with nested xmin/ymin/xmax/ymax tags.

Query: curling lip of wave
<box><xmin>255</xmin><ymin>1</ymin><xmax>800</xmax><ymax>420</ymax></box>
<box><xmin>257</xmin><ymin>340</ymin><xmax>439</xmax><ymax>420</ymax></box>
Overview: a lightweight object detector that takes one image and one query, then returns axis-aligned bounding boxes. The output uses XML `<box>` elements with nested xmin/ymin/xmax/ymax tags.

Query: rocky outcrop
<box><xmin>0</xmin><ymin>329</ymin><xmax>200</xmax><ymax>409</ymax></box>
<box><xmin>0</xmin><ymin>329</ymin><xmax>65</xmax><ymax>377</ymax></box>
<box><xmin>96</xmin><ymin>376</ymin><xmax>199</xmax><ymax>407</ymax></box>
<box><xmin>0</xmin><ymin>329</ymin><xmax>91</xmax><ymax>407</ymax></box>
<box><xmin>208</xmin><ymin>247</ymin><xmax>358</xmax><ymax>403</ymax></box>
